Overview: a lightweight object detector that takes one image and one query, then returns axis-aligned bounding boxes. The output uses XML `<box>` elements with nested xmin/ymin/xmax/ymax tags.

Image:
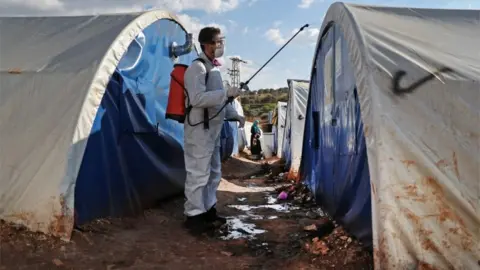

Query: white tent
<box><xmin>282</xmin><ymin>79</ymin><xmax>309</xmax><ymax>180</ymax></box>
<box><xmin>302</xmin><ymin>3</ymin><xmax>480</xmax><ymax>269</ymax></box>
<box><xmin>232</xmin><ymin>98</ymin><xmax>247</xmax><ymax>155</ymax></box>
<box><xmin>0</xmin><ymin>11</ymin><xmax>194</xmax><ymax>240</ymax></box>
<box><xmin>272</xmin><ymin>101</ymin><xmax>287</xmax><ymax>158</ymax></box>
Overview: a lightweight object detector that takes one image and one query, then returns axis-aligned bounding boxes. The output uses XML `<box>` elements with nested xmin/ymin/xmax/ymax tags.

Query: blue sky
<box><xmin>1</xmin><ymin>0</ymin><xmax>478</xmax><ymax>90</ymax></box>
<box><xmin>183</xmin><ymin>0</ymin><xmax>479</xmax><ymax>90</ymax></box>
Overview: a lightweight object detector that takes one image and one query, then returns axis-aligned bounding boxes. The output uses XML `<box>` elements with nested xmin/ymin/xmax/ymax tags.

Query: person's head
<box><xmin>198</xmin><ymin>26</ymin><xmax>225</xmax><ymax>60</ymax></box>
<box><xmin>254</xmin><ymin>120</ymin><xmax>259</xmax><ymax>125</ymax></box>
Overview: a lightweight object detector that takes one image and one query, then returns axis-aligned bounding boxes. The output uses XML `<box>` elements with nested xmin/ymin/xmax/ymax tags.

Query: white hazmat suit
<box><xmin>183</xmin><ymin>52</ymin><xmax>242</xmax><ymax>217</ymax></box>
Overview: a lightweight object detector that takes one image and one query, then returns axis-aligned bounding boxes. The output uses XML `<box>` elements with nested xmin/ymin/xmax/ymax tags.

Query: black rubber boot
<box><xmin>184</xmin><ymin>213</ymin><xmax>214</xmax><ymax>236</ymax></box>
<box><xmin>206</xmin><ymin>206</ymin><xmax>227</xmax><ymax>226</ymax></box>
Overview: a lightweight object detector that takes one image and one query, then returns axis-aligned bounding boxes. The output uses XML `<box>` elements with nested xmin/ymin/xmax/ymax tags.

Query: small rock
<box><xmin>304</xmin><ymin>224</ymin><xmax>317</xmax><ymax>231</ymax></box>
<box><xmin>340</xmin><ymin>236</ymin><xmax>348</xmax><ymax>240</ymax></box>
<box><xmin>221</xmin><ymin>251</ymin><xmax>234</xmax><ymax>257</ymax></box>
<box><xmin>52</xmin><ymin>258</ymin><xmax>64</xmax><ymax>266</ymax></box>
<box><xmin>60</xmin><ymin>246</ymin><xmax>66</xmax><ymax>252</ymax></box>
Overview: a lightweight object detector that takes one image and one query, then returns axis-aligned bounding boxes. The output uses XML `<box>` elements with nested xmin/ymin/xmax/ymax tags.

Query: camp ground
<box><xmin>0</xmin><ymin>2</ymin><xmax>478</xmax><ymax>270</ymax></box>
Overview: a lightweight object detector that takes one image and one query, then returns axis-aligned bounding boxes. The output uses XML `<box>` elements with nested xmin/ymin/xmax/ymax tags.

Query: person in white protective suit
<box><xmin>183</xmin><ymin>26</ymin><xmax>245</xmax><ymax>235</ymax></box>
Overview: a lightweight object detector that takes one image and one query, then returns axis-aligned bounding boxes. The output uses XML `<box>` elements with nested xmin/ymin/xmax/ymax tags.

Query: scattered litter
<box><xmin>237</xmin><ymin>197</ymin><xmax>247</xmax><ymax>202</ymax></box>
<box><xmin>220</xmin><ymin>217</ymin><xmax>266</xmax><ymax>240</ymax></box>
<box><xmin>304</xmin><ymin>218</ymin><xmax>335</xmax><ymax>238</ymax></box>
<box><xmin>267</xmin><ymin>216</ymin><xmax>278</xmax><ymax>220</ymax></box>
<box><xmin>220</xmin><ymin>251</ymin><xmax>234</xmax><ymax>257</ymax></box>
<box><xmin>305</xmin><ymin>211</ymin><xmax>318</xmax><ymax>219</ymax></box>
<box><xmin>304</xmin><ymin>224</ymin><xmax>317</xmax><ymax>231</ymax></box>
<box><xmin>279</xmin><ymin>173</ymin><xmax>284</xmax><ymax>177</ymax></box>
<box><xmin>52</xmin><ymin>258</ymin><xmax>64</xmax><ymax>266</ymax></box>
<box><xmin>277</xmin><ymin>191</ymin><xmax>289</xmax><ymax>200</ymax></box>
<box><xmin>305</xmin><ymin>237</ymin><xmax>330</xmax><ymax>255</ymax></box>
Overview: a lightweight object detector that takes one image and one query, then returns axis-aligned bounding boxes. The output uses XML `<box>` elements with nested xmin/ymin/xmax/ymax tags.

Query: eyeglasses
<box><xmin>211</xmin><ymin>37</ymin><xmax>225</xmax><ymax>45</ymax></box>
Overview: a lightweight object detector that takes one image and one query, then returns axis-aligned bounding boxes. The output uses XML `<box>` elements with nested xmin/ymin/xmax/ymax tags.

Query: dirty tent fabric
<box><xmin>300</xmin><ymin>3</ymin><xmax>480</xmax><ymax>269</ymax></box>
<box><xmin>230</xmin><ymin>98</ymin><xmax>246</xmax><ymax>156</ymax></box>
<box><xmin>272</xmin><ymin>101</ymin><xmax>287</xmax><ymax>158</ymax></box>
<box><xmin>0</xmin><ymin>11</ymin><xmax>197</xmax><ymax>239</ymax></box>
<box><xmin>282</xmin><ymin>79</ymin><xmax>309</xmax><ymax>180</ymax></box>
<box><xmin>220</xmin><ymin>99</ymin><xmax>244</xmax><ymax>161</ymax></box>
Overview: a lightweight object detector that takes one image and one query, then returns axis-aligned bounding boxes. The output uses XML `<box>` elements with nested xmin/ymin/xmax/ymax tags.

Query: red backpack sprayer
<box><xmin>165</xmin><ymin>24</ymin><xmax>310</xmax><ymax>127</ymax></box>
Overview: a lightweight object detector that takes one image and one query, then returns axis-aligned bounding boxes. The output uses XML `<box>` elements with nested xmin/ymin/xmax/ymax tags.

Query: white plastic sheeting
<box><xmin>283</xmin><ymin>79</ymin><xmax>309</xmax><ymax>179</ymax></box>
<box><xmin>232</xmin><ymin>98</ymin><xmax>247</xmax><ymax>154</ymax></box>
<box><xmin>261</xmin><ymin>133</ymin><xmax>275</xmax><ymax>158</ymax></box>
<box><xmin>316</xmin><ymin>3</ymin><xmax>480</xmax><ymax>269</ymax></box>
<box><xmin>0</xmin><ymin>10</ymin><xmax>182</xmax><ymax>239</ymax></box>
<box><xmin>274</xmin><ymin>102</ymin><xmax>287</xmax><ymax>158</ymax></box>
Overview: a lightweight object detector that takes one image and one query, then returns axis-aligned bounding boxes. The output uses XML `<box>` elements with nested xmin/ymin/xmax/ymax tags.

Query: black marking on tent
<box><xmin>392</xmin><ymin>67</ymin><xmax>454</xmax><ymax>96</ymax></box>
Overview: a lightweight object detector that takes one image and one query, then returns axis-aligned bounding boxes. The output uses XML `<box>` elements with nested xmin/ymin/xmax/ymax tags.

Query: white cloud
<box><xmin>265</xmin><ymin>26</ymin><xmax>319</xmax><ymax>47</ymax></box>
<box><xmin>298</xmin><ymin>0</ymin><xmax>315</xmax><ymax>9</ymax></box>
<box><xmin>243</xmin><ymin>26</ymin><xmax>249</xmax><ymax>34</ymax></box>
<box><xmin>0</xmin><ymin>0</ymin><xmax>240</xmax><ymax>15</ymax></box>
<box><xmin>264</xmin><ymin>28</ymin><xmax>286</xmax><ymax>46</ymax></box>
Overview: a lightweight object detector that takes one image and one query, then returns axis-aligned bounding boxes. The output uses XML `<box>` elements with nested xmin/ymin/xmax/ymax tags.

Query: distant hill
<box><xmin>240</xmin><ymin>87</ymin><xmax>288</xmax><ymax>121</ymax></box>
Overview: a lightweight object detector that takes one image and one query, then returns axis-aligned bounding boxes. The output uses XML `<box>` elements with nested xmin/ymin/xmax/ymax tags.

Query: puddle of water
<box><xmin>228</xmin><ymin>204</ymin><xmax>300</xmax><ymax>213</ymax></box>
<box><xmin>265</xmin><ymin>195</ymin><xmax>277</xmax><ymax>204</ymax></box>
<box><xmin>220</xmin><ymin>217</ymin><xmax>266</xmax><ymax>240</ymax></box>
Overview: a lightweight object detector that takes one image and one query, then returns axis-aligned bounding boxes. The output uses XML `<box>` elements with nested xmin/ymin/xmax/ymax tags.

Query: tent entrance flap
<box><xmin>74</xmin><ymin>18</ymin><xmax>195</xmax><ymax>226</ymax></box>
<box><xmin>301</xmin><ymin>23</ymin><xmax>372</xmax><ymax>246</ymax></box>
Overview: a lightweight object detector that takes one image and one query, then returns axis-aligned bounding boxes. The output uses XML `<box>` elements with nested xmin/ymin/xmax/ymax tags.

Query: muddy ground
<box><xmin>0</xmin><ymin>156</ymin><xmax>373</xmax><ymax>270</ymax></box>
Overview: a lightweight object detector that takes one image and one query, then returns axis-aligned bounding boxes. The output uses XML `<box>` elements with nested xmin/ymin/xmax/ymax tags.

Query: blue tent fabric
<box><xmin>74</xmin><ymin>19</ymin><xmax>197</xmax><ymax>225</ymax></box>
<box><xmin>231</xmin><ymin>122</ymin><xmax>239</xmax><ymax>156</ymax></box>
<box><xmin>220</xmin><ymin>121</ymin><xmax>235</xmax><ymax>161</ymax></box>
<box><xmin>300</xmin><ymin>24</ymin><xmax>372</xmax><ymax>246</ymax></box>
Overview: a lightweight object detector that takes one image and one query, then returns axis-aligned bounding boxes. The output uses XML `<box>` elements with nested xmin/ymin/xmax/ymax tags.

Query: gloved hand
<box><xmin>236</xmin><ymin>115</ymin><xmax>245</xmax><ymax>128</ymax></box>
<box><xmin>227</xmin><ymin>86</ymin><xmax>242</xmax><ymax>98</ymax></box>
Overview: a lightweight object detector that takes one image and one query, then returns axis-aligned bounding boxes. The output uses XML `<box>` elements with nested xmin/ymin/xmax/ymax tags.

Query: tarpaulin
<box><xmin>75</xmin><ymin>17</ymin><xmax>196</xmax><ymax>224</ymax></box>
<box><xmin>301</xmin><ymin>3</ymin><xmax>480</xmax><ymax>269</ymax></box>
<box><xmin>283</xmin><ymin>79</ymin><xmax>309</xmax><ymax>179</ymax></box>
<box><xmin>0</xmin><ymin>11</ymin><xmax>193</xmax><ymax>239</ymax></box>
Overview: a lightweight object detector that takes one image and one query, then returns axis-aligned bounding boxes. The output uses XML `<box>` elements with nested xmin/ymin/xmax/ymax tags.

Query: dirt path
<box><xmin>0</xmin><ymin>157</ymin><xmax>373</xmax><ymax>270</ymax></box>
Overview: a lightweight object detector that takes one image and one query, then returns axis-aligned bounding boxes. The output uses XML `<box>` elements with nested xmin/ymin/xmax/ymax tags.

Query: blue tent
<box><xmin>75</xmin><ymin>17</ymin><xmax>196</xmax><ymax>225</ymax></box>
<box><xmin>300</xmin><ymin>20</ymin><xmax>372</xmax><ymax>247</ymax></box>
<box><xmin>300</xmin><ymin>3</ymin><xmax>480</xmax><ymax>269</ymax></box>
<box><xmin>0</xmin><ymin>11</ymin><xmax>233</xmax><ymax>239</ymax></box>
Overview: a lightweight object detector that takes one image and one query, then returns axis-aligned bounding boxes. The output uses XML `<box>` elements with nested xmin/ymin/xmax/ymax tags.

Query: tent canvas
<box><xmin>0</xmin><ymin>11</ymin><xmax>201</xmax><ymax>239</ymax></box>
<box><xmin>282</xmin><ymin>79</ymin><xmax>309</xmax><ymax>180</ymax></box>
<box><xmin>300</xmin><ymin>3</ymin><xmax>479</xmax><ymax>269</ymax></box>
<box><xmin>272</xmin><ymin>101</ymin><xmax>287</xmax><ymax>158</ymax></box>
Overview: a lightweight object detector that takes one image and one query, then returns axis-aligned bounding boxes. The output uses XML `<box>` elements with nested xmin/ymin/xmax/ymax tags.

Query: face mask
<box><xmin>214</xmin><ymin>43</ymin><xmax>225</xmax><ymax>58</ymax></box>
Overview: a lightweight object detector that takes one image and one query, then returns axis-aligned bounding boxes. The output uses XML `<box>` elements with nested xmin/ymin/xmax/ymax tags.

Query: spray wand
<box><xmin>239</xmin><ymin>23</ymin><xmax>310</xmax><ymax>91</ymax></box>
